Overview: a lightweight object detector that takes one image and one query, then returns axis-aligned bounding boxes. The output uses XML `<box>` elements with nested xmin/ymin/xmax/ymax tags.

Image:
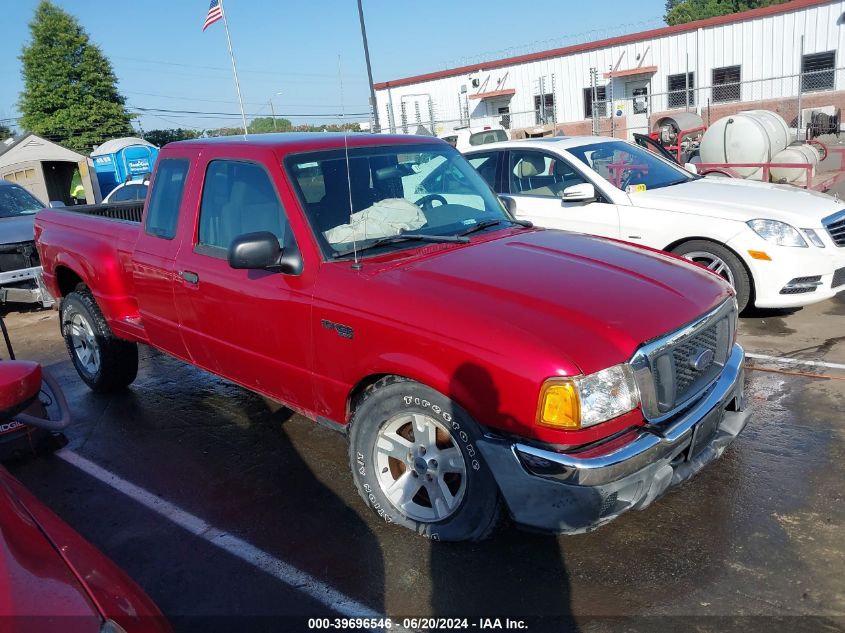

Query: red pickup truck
<box><xmin>35</xmin><ymin>133</ymin><xmax>749</xmax><ymax>541</ymax></box>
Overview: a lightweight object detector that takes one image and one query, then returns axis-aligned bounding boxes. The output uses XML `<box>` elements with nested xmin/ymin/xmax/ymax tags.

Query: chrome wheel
<box><xmin>682</xmin><ymin>250</ymin><xmax>736</xmax><ymax>287</ymax></box>
<box><xmin>69</xmin><ymin>312</ymin><xmax>100</xmax><ymax>375</ymax></box>
<box><xmin>373</xmin><ymin>413</ymin><xmax>467</xmax><ymax>523</ymax></box>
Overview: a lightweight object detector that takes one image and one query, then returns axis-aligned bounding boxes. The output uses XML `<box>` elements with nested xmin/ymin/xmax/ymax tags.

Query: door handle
<box><xmin>179</xmin><ymin>270</ymin><xmax>199</xmax><ymax>285</ymax></box>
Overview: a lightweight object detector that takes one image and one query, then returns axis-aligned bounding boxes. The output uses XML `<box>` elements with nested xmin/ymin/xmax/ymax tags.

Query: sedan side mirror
<box><xmin>561</xmin><ymin>183</ymin><xmax>596</xmax><ymax>203</ymax></box>
<box><xmin>48</xmin><ymin>200</ymin><xmax>66</xmax><ymax>209</ymax></box>
<box><xmin>228</xmin><ymin>231</ymin><xmax>303</xmax><ymax>275</ymax></box>
<box><xmin>684</xmin><ymin>162</ymin><xmax>699</xmax><ymax>175</ymax></box>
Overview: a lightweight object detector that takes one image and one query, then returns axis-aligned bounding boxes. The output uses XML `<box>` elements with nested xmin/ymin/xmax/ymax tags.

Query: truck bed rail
<box><xmin>49</xmin><ymin>201</ymin><xmax>144</xmax><ymax>223</ymax></box>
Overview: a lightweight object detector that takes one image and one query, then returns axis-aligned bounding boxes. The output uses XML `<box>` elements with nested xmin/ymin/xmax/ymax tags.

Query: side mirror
<box><xmin>228</xmin><ymin>231</ymin><xmax>303</xmax><ymax>275</ymax></box>
<box><xmin>48</xmin><ymin>200</ymin><xmax>66</xmax><ymax>209</ymax></box>
<box><xmin>499</xmin><ymin>195</ymin><xmax>517</xmax><ymax>215</ymax></box>
<box><xmin>561</xmin><ymin>183</ymin><xmax>596</xmax><ymax>203</ymax></box>
<box><xmin>684</xmin><ymin>162</ymin><xmax>699</xmax><ymax>175</ymax></box>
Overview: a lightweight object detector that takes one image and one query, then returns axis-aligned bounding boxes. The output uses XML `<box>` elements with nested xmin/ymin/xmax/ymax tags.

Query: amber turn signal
<box><xmin>747</xmin><ymin>250</ymin><xmax>772</xmax><ymax>261</ymax></box>
<box><xmin>537</xmin><ymin>380</ymin><xmax>580</xmax><ymax>430</ymax></box>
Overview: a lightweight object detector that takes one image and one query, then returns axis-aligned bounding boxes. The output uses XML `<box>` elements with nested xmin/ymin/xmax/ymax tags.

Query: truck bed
<box><xmin>47</xmin><ymin>200</ymin><xmax>145</xmax><ymax>223</ymax></box>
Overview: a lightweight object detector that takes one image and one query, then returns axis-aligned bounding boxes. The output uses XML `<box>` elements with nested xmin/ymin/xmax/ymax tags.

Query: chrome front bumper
<box><xmin>477</xmin><ymin>343</ymin><xmax>748</xmax><ymax>534</ymax></box>
<box><xmin>0</xmin><ymin>265</ymin><xmax>55</xmax><ymax>307</ymax></box>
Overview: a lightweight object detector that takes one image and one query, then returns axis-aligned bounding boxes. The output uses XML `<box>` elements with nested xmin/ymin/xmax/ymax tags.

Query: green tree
<box><xmin>143</xmin><ymin>128</ymin><xmax>200</xmax><ymax>147</ymax></box>
<box><xmin>665</xmin><ymin>0</ymin><xmax>788</xmax><ymax>25</ymax></box>
<box><xmin>18</xmin><ymin>0</ymin><xmax>132</xmax><ymax>152</ymax></box>
<box><xmin>248</xmin><ymin>116</ymin><xmax>293</xmax><ymax>133</ymax></box>
<box><xmin>0</xmin><ymin>124</ymin><xmax>12</xmax><ymax>139</ymax></box>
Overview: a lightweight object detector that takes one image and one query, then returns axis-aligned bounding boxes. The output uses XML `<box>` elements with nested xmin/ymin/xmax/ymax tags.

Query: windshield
<box><xmin>0</xmin><ymin>184</ymin><xmax>44</xmax><ymax>218</ymax></box>
<box><xmin>566</xmin><ymin>140</ymin><xmax>693</xmax><ymax>192</ymax></box>
<box><xmin>285</xmin><ymin>143</ymin><xmax>509</xmax><ymax>258</ymax></box>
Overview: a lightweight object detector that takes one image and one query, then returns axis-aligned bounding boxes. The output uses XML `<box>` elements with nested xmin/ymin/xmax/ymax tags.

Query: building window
<box><xmin>801</xmin><ymin>51</ymin><xmax>835</xmax><ymax>93</ymax></box>
<box><xmin>583</xmin><ymin>86</ymin><xmax>607</xmax><ymax>119</ymax></box>
<box><xmin>534</xmin><ymin>93</ymin><xmax>555</xmax><ymax>124</ymax></box>
<box><xmin>667</xmin><ymin>72</ymin><xmax>695</xmax><ymax>108</ymax></box>
<box><xmin>712</xmin><ymin>65</ymin><xmax>741</xmax><ymax>102</ymax></box>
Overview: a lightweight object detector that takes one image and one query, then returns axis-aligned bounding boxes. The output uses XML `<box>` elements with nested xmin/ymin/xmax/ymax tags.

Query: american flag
<box><xmin>203</xmin><ymin>0</ymin><xmax>223</xmax><ymax>31</ymax></box>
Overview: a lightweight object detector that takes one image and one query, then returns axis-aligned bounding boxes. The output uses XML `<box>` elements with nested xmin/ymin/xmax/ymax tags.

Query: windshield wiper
<box><xmin>332</xmin><ymin>233</ymin><xmax>470</xmax><ymax>258</ymax></box>
<box><xmin>458</xmin><ymin>218</ymin><xmax>533</xmax><ymax>237</ymax></box>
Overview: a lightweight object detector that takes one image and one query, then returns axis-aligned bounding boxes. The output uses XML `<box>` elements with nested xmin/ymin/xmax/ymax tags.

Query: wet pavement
<box><xmin>1</xmin><ymin>296</ymin><xmax>844</xmax><ymax>633</ymax></box>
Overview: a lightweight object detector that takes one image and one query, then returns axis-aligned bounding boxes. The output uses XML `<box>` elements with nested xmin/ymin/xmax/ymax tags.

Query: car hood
<box><xmin>631</xmin><ymin>177</ymin><xmax>843</xmax><ymax>227</ymax></box>
<box><xmin>0</xmin><ymin>215</ymin><xmax>37</xmax><ymax>246</ymax></box>
<box><xmin>375</xmin><ymin>229</ymin><xmax>732</xmax><ymax>375</ymax></box>
<box><xmin>0</xmin><ymin>469</ymin><xmax>100</xmax><ymax>629</ymax></box>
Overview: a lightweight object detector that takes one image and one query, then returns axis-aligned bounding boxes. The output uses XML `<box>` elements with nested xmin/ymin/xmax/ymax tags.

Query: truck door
<box><xmin>506</xmin><ymin>149</ymin><xmax>621</xmax><ymax>239</ymax></box>
<box><xmin>172</xmin><ymin>153</ymin><xmax>313</xmax><ymax>409</ymax></box>
<box><xmin>132</xmin><ymin>157</ymin><xmax>192</xmax><ymax>359</ymax></box>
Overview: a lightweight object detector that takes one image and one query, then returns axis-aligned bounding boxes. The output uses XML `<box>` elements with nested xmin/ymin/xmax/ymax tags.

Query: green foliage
<box><xmin>205</xmin><ymin>119</ymin><xmax>360</xmax><ymax>137</ymax></box>
<box><xmin>0</xmin><ymin>124</ymin><xmax>12</xmax><ymax>139</ymax></box>
<box><xmin>665</xmin><ymin>0</ymin><xmax>788</xmax><ymax>25</ymax></box>
<box><xmin>18</xmin><ymin>0</ymin><xmax>132</xmax><ymax>153</ymax></box>
<box><xmin>143</xmin><ymin>128</ymin><xmax>201</xmax><ymax>147</ymax></box>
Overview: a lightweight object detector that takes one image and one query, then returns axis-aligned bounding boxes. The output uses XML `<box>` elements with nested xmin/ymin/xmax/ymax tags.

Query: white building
<box><xmin>373</xmin><ymin>0</ymin><xmax>845</xmax><ymax>139</ymax></box>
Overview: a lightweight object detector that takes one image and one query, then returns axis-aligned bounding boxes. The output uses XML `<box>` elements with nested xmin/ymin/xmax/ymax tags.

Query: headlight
<box><xmin>747</xmin><ymin>219</ymin><xmax>807</xmax><ymax>247</ymax></box>
<box><xmin>537</xmin><ymin>364</ymin><xmax>639</xmax><ymax>430</ymax></box>
<box><xmin>802</xmin><ymin>228</ymin><xmax>826</xmax><ymax>248</ymax></box>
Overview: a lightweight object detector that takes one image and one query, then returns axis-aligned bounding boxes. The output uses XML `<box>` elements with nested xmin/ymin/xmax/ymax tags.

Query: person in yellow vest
<box><xmin>70</xmin><ymin>182</ymin><xmax>86</xmax><ymax>205</ymax></box>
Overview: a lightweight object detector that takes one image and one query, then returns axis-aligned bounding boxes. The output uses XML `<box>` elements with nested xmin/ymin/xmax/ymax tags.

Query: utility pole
<box><xmin>357</xmin><ymin>0</ymin><xmax>381</xmax><ymax>132</ymax></box>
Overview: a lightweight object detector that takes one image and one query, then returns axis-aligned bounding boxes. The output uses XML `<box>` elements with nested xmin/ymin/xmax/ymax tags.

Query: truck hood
<box><xmin>0</xmin><ymin>215</ymin><xmax>37</xmax><ymax>246</ymax></box>
<box><xmin>631</xmin><ymin>177</ymin><xmax>843</xmax><ymax>227</ymax></box>
<box><xmin>384</xmin><ymin>229</ymin><xmax>732</xmax><ymax>375</ymax></box>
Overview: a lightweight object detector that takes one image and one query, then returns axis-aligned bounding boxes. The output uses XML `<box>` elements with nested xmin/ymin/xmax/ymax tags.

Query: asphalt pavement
<box><xmin>2</xmin><ymin>292</ymin><xmax>844</xmax><ymax>633</ymax></box>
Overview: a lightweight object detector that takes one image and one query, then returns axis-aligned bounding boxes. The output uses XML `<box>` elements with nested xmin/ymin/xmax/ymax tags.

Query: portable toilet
<box><xmin>91</xmin><ymin>137</ymin><xmax>159</xmax><ymax>198</ymax></box>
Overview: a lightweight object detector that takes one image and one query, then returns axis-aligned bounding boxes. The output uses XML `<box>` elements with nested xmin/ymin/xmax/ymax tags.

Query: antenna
<box><xmin>338</xmin><ymin>54</ymin><xmax>361</xmax><ymax>269</ymax></box>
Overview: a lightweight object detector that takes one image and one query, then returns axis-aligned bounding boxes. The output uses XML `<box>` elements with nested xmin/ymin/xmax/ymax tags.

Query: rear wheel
<box><xmin>61</xmin><ymin>289</ymin><xmax>138</xmax><ymax>392</ymax></box>
<box><xmin>672</xmin><ymin>240</ymin><xmax>752</xmax><ymax>312</ymax></box>
<box><xmin>348</xmin><ymin>376</ymin><xmax>502</xmax><ymax>541</ymax></box>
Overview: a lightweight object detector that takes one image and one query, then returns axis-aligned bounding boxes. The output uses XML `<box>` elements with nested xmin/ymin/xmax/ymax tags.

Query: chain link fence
<box><xmin>385</xmin><ymin>68</ymin><xmax>843</xmax><ymax>142</ymax></box>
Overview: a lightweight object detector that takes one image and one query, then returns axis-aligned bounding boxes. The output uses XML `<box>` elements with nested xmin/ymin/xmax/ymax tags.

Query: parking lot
<box><xmin>1</xmin><ymin>292</ymin><xmax>843</xmax><ymax>633</ymax></box>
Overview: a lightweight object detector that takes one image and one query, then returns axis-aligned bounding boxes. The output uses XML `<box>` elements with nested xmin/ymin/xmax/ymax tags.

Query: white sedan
<box><xmin>462</xmin><ymin>137</ymin><xmax>845</xmax><ymax>312</ymax></box>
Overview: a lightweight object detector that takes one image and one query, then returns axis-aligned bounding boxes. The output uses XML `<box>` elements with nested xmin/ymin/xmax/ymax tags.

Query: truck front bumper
<box><xmin>0</xmin><ymin>266</ymin><xmax>55</xmax><ymax>307</ymax></box>
<box><xmin>477</xmin><ymin>343</ymin><xmax>749</xmax><ymax>534</ymax></box>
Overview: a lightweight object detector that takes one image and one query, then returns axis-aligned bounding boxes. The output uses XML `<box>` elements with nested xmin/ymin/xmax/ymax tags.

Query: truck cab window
<box><xmin>145</xmin><ymin>159</ymin><xmax>189</xmax><ymax>239</ymax></box>
<box><xmin>198</xmin><ymin>160</ymin><xmax>289</xmax><ymax>254</ymax></box>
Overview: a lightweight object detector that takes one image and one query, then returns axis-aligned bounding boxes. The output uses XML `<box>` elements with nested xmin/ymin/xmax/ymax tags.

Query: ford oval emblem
<box><xmin>689</xmin><ymin>348</ymin><xmax>715</xmax><ymax>372</ymax></box>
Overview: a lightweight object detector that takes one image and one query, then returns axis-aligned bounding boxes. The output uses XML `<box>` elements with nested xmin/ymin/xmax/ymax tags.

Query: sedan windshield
<box><xmin>285</xmin><ymin>143</ymin><xmax>510</xmax><ymax>258</ymax></box>
<box><xmin>566</xmin><ymin>141</ymin><xmax>694</xmax><ymax>192</ymax></box>
<box><xmin>0</xmin><ymin>184</ymin><xmax>44</xmax><ymax>218</ymax></box>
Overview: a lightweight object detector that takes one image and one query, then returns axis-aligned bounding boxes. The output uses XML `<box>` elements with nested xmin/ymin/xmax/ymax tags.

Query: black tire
<box><xmin>61</xmin><ymin>289</ymin><xmax>138</xmax><ymax>392</ymax></box>
<box><xmin>348</xmin><ymin>376</ymin><xmax>502</xmax><ymax>542</ymax></box>
<box><xmin>671</xmin><ymin>240</ymin><xmax>752</xmax><ymax>312</ymax></box>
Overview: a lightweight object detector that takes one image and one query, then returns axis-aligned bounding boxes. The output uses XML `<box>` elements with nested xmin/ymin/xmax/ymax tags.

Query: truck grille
<box><xmin>631</xmin><ymin>299</ymin><xmax>736</xmax><ymax>422</ymax></box>
<box><xmin>823</xmin><ymin>210</ymin><xmax>845</xmax><ymax>247</ymax></box>
<box><xmin>0</xmin><ymin>241</ymin><xmax>40</xmax><ymax>273</ymax></box>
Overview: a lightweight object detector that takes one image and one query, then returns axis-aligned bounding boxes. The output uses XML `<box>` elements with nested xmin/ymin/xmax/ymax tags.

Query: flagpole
<box><xmin>219</xmin><ymin>0</ymin><xmax>248</xmax><ymax>135</ymax></box>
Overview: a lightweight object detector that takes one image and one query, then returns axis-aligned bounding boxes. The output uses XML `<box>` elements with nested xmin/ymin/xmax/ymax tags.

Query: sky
<box><xmin>0</xmin><ymin>0</ymin><xmax>668</xmax><ymax>133</ymax></box>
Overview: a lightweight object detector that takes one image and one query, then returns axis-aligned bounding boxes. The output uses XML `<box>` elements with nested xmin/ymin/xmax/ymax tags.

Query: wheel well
<box><xmin>663</xmin><ymin>237</ymin><xmax>756</xmax><ymax>301</ymax></box>
<box><xmin>346</xmin><ymin>373</ymin><xmax>393</xmax><ymax>421</ymax></box>
<box><xmin>55</xmin><ymin>266</ymin><xmax>85</xmax><ymax>297</ymax></box>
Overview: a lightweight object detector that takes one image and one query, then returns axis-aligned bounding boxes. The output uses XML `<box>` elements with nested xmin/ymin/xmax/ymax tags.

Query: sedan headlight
<box><xmin>747</xmin><ymin>219</ymin><xmax>807</xmax><ymax>247</ymax></box>
<box><xmin>537</xmin><ymin>364</ymin><xmax>639</xmax><ymax>430</ymax></box>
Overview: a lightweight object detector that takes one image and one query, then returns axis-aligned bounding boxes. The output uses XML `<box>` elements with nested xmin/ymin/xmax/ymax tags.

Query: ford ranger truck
<box><xmin>35</xmin><ymin>134</ymin><xmax>749</xmax><ymax>541</ymax></box>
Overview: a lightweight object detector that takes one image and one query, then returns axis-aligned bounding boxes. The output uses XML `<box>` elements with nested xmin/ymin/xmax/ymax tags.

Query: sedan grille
<box><xmin>823</xmin><ymin>210</ymin><xmax>845</xmax><ymax>247</ymax></box>
<box><xmin>631</xmin><ymin>299</ymin><xmax>736</xmax><ymax>422</ymax></box>
<box><xmin>833</xmin><ymin>267</ymin><xmax>845</xmax><ymax>289</ymax></box>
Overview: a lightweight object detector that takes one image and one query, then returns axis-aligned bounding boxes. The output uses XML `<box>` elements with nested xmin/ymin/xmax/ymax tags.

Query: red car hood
<box><xmin>0</xmin><ymin>466</ymin><xmax>170</xmax><ymax>632</ymax></box>
<box><xmin>382</xmin><ymin>229</ymin><xmax>733</xmax><ymax>375</ymax></box>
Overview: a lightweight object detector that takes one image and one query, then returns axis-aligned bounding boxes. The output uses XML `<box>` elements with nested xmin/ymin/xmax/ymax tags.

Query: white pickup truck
<box><xmin>460</xmin><ymin>136</ymin><xmax>845</xmax><ymax>312</ymax></box>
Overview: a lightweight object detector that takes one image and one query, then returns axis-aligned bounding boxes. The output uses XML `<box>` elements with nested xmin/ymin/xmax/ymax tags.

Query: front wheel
<box><xmin>348</xmin><ymin>376</ymin><xmax>502</xmax><ymax>541</ymax></box>
<box><xmin>672</xmin><ymin>240</ymin><xmax>752</xmax><ymax>312</ymax></box>
<box><xmin>61</xmin><ymin>290</ymin><xmax>139</xmax><ymax>392</ymax></box>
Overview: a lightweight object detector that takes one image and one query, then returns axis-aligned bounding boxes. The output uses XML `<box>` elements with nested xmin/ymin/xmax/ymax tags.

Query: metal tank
<box><xmin>770</xmin><ymin>143</ymin><xmax>821</xmax><ymax>185</ymax></box>
<box><xmin>699</xmin><ymin>111</ymin><xmax>792</xmax><ymax>179</ymax></box>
